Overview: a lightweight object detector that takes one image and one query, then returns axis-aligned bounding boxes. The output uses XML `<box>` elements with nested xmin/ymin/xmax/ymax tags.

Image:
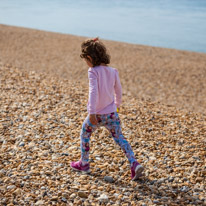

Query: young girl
<box><xmin>70</xmin><ymin>38</ymin><xmax>144</xmax><ymax>180</ymax></box>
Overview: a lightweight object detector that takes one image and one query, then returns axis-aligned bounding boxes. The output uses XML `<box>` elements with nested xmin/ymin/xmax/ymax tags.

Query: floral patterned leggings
<box><xmin>80</xmin><ymin>112</ymin><xmax>136</xmax><ymax>165</ymax></box>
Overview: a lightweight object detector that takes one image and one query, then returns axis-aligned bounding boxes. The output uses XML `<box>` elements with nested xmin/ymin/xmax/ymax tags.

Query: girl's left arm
<box><xmin>88</xmin><ymin>69</ymin><xmax>98</xmax><ymax>115</ymax></box>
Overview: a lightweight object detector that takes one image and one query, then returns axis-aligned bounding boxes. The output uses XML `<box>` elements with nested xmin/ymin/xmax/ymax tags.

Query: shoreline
<box><xmin>1</xmin><ymin>23</ymin><xmax>206</xmax><ymax>55</ymax></box>
<box><xmin>1</xmin><ymin>24</ymin><xmax>206</xmax><ymax>114</ymax></box>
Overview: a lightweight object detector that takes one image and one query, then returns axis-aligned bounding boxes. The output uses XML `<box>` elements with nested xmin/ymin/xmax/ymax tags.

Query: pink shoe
<box><xmin>131</xmin><ymin>161</ymin><xmax>144</xmax><ymax>180</ymax></box>
<box><xmin>70</xmin><ymin>160</ymin><xmax>90</xmax><ymax>173</ymax></box>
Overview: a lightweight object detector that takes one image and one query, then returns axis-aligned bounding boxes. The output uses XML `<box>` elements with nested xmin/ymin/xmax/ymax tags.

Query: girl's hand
<box><xmin>89</xmin><ymin>114</ymin><xmax>98</xmax><ymax>125</ymax></box>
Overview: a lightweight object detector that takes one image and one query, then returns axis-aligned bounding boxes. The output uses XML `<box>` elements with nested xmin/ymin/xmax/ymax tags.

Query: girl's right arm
<box><xmin>114</xmin><ymin>69</ymin><xmax>122</xmax><ymax>108</ymax></box>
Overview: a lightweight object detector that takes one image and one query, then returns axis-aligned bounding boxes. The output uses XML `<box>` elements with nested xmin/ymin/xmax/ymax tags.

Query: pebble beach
<box><xmin>0</xmin><ymin>24</ymin><xmax>206</xmax><ymax>205</ymax></box>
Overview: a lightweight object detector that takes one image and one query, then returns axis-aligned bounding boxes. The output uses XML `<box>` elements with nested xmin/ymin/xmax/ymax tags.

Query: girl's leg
<box><xmin>104</xmin><ymin>112</ymin><xmax>137</xmax><ymax>165</ymax></box>
<box><xmin>104</xmin><ymin>112</ymin><xmax>144</xmax><ymax>180</ymax></box>
<box><xmin>80</xmin><ymin>115</ymin><xmax>99</xmax><ymax>164</ymax></box>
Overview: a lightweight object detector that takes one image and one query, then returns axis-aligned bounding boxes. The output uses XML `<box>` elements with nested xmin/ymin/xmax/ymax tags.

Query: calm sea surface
<box><xmin>0</xmin><ymin>0</ymin><xmax>206</xmax><ymax>53</ymax></box>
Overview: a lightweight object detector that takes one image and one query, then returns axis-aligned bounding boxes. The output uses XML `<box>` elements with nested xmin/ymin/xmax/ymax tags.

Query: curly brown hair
<box><xmin>80</xmin><ymin>38</ymin><xmax>110</xmax><ymax>67</ymax></box>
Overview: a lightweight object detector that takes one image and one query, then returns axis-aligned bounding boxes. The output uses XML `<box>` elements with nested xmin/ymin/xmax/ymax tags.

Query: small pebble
<box><xmin>61</xmin><ymin>197</ymin><xmax>67</xmax><ymax>203</ymax></box>
<box><xmin>97</xmin><ymin>194</ymin><xmax>109</xmax><ymax>203</ymax></box>
<box><xmin>104</xmin><ymin>176</ymin><xmax>115</xmax><ymax>183</ymax></box>
<box><xmin>7</xmin><ymin>185</ymin><xmax>16</xmax><ymax>190</ymax></box>
<box><xmin>78</xmin><ymin>191</ymin><xmax>88</xmax><ymax>198</ymax></box>
<box><xmin>19</xmin><ymin>142</ymin><xmax>25</xmax><ymax>147</ymax></box>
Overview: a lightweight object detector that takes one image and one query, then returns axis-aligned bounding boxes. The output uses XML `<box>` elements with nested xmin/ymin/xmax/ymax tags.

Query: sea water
<box><xmin>0</xmin><ymin>0</ymin><xmax>206</xmax><ymax>53</ymax></box>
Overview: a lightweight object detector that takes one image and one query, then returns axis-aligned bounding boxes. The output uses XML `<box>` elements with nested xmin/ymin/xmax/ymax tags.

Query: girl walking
<box><xmin>70</xmin><ymin>38</ymin><xmax>144</xmax><ymax>180</ymax></box>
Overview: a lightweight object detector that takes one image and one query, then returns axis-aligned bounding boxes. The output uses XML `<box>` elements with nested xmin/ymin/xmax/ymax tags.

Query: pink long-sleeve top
<box><xmin>87</xmin><ymin>65</ymin><xmax>122</xmax><ymax>114</ymax></box>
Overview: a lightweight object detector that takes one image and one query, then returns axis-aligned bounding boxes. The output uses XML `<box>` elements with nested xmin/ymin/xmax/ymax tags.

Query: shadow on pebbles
<box><xmin>0</xmin><ymin>64</ymin><xmax>205</xmax><ymax>205</ymax></box>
